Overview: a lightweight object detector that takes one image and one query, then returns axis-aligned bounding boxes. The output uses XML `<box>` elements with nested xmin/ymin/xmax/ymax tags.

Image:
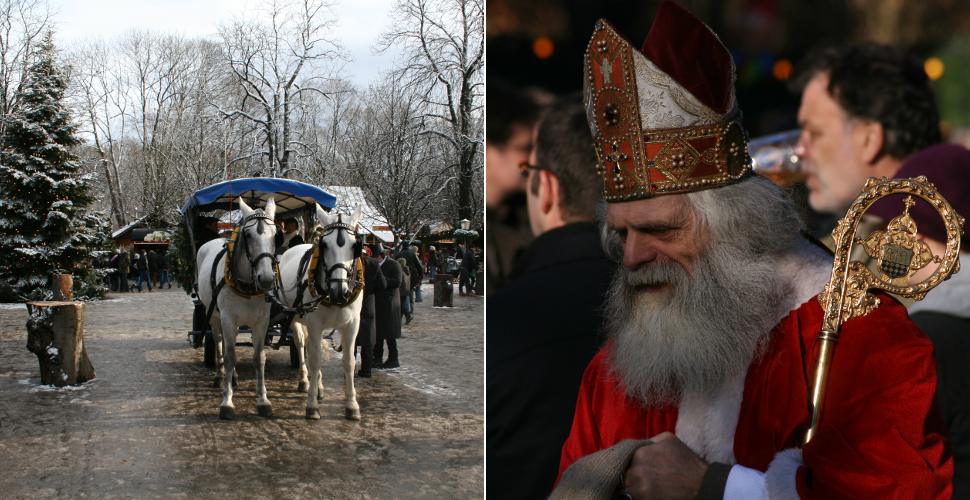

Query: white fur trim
<box><xmin>765</xmin><ymin>448</ymin><xmax>802</xmax><ymax>500</ymax></box>
<box><xmin>726</xmin><ymin>465</ymin><xmax>768</xmax><ymax>500</ymax></box>
<box><xmin>676</xmin><ymin>374</ymin><xmax>744</xmax><ymax>464</ymax></box>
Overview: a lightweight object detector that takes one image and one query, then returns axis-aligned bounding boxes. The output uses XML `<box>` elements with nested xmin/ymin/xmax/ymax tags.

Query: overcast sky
<box><xmin>47</xmin><ymin>0</ymin><xmax>402</xmax><ymax>87</ymax></box>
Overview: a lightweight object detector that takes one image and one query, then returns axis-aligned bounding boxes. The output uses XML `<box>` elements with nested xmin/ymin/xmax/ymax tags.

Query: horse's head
<box><xmin>315</xmin><ymin>203</ymin><xmax>362</xmax><ymax>301</ymax></box>
<box><xmin>237</xmin><ymin>197</ymin><xmax>278</xmax><ymax>291</ymax></box>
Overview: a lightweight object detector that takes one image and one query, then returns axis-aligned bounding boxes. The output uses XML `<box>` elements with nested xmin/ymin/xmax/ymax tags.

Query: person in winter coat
<box><xmin>159</xmin><ymin>250</ymin><xmax>172</xmax><ymax>289</ymax></box>
<box><xmin>397</xmin><ymin>257</ymin><xmax>413</xmax><ymax>325</ymax></box>
<box><xmin>375</xmin><ymin>246</ymin><xmax>403</xmax><ymax>368</ymax></box>
<box><xmin>458</xmin><ymin>242</ymin><xmax>477</xmax><ymax>295</ymax></box>
<box><xmin>427</xmin><ymin>245</ymin><xmax>438</xmax><ymax>282</ymax></box>
<box><xmin>355</xmin><ymin>247</ymin><xmax>386</xmax><ymax>378</ymax></box>
<box><xmin>134</xmin><ymin>249</ymin><xmax>153</xmax><ymax>292</ymax></box>
<box><xmin>147</xmin><ymin>249</ymin><xmax>161</xmax><ymax>287</ymax></box>
<box><xmin>118</xmin><ymin>250</ymin><xmax>130</xmax><ymax>292</ymax></box>
<box><xmin>404</xmin><ymin>245</ymin><xmax>424</xmax><ymax>303</ymax></box>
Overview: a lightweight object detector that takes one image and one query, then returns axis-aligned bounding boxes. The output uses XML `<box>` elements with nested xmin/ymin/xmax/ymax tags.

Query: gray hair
<box><xmin>599</xmin><ymin>176</ymin><xmax>803</xmax><ymax>262</ymax></box>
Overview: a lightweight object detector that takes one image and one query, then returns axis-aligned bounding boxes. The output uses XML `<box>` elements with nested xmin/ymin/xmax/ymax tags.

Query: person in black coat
<box><xmin>355</xmin><ymin>249</ymin><xmax>386</xmax><ymax>378</ymax></box>
<box><xmin>458</xmin><ymin>242</ymin><xmax>476</xmax><ymax>295</ymax></box>
<box><xmin>404</xmin><ymin>245</ymin><xmax>424</xmax><ymax>302</ymax></box>
<box><xmin>374</xmin><ymin>246</ymin><xmax>403</xmax><ymax>368</ymax></box>
<box><xmin>147</xmin><ymin>249</ymin><xmax>160</xmax><ymax>287</ymax></box>
<box><xmin>397</xmin><ymin>257</ymin><xmax>413</xmax><ymax>324</ymax></box>
<box><xmin>486</xmin><ymin>97</ymin><xmax>616</xmax><ymax>499</ymax></box>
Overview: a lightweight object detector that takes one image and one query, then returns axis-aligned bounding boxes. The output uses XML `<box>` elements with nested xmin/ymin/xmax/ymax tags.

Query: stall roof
<box><xmin>325</xmin><ymin>185</ymin><xmax>394</xmax><ymax>243</ymax></box>
<box><xmin>111</xmin><ymin>216</ymin><xmax>148</xmax><ymax>240</ymax></box>
<box><xmin>180</xmin><ymin>178</ymin><xmax>337</xmax><ymax>216</ymax></box>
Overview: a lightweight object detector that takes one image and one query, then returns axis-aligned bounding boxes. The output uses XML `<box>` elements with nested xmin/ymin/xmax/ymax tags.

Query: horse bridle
<box><xmin>232</xmin><ymin>209</ymin><xmax>278</xmax><ymax>291</ymax></box>
<box><xmin>317</xmin><ymin>215</ymin><xmax>362</xmax><ymax>292</ymax></box>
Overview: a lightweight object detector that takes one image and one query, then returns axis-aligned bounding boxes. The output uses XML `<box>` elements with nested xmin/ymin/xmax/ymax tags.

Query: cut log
<box><xmin>25</xmin><ymin>301</ymin><xmax>95</xmax><ymax>386</ymax></box>
<box><xmin>433</xmin><ymin>273</ymin><xmax>454</xmax><ymax>308</ymax></box>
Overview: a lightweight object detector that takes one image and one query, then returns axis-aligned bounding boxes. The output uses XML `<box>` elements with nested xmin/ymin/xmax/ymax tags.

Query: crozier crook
<box><xmin>805</xmin><ymin>176</ymin><xmax>965</xmax><ymax>443</ymax></box>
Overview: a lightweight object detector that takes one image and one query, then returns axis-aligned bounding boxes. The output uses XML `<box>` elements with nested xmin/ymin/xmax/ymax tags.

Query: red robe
<box><xmin>558</xmin><ymin>294</ymin><xmax>952</xmax><ymax>498</ymax></box>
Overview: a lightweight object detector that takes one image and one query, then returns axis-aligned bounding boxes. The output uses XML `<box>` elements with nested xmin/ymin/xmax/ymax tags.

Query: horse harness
<box><xmin>203</xmin><ymin>209</ymin><xmax>279</xmax><ymax>327</ymax></box>
<box><xmin>271</xmin><ymin>215</ymin><xmax>364</xmax><ymax>320</ymax></box>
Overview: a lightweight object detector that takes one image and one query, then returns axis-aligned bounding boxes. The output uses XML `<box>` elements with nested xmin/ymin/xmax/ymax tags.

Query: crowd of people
<box><xmin>487</xmin><ymin>1</ymin><xmax>970</xmax><ymax>498</ymax></box>
<box><xmin>104</xmin><ymin>247</ymin><xmax>172</xmax><ymax>293</ymax></box>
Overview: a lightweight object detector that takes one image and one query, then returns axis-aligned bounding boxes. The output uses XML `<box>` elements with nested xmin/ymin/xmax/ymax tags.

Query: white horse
<box><xmin>276</xmin><ymin>204</ymin><xmax>364</xmax><ymax>420</ymax></box>
<box><xmin>196</xmin><ymin>197</ymin><xmax>278</xmax><ymax>420</ymax></box>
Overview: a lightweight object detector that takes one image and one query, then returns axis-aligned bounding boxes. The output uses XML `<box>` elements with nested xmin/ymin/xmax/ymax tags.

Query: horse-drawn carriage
<box><xmin>179</xmin><ymin>178</ymin><xmax>337</xmax><ymax>369</ymax></box>
<box><xmin>179</xmin><ymin>177</ymin><xmax>367</xmax><ymax>420</ymax></box>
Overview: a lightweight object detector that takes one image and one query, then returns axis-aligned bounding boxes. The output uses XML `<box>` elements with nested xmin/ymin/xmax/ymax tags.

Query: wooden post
<box><xmin>25</xmin><ymin>301</ymin><xmax>95</xmax><ymax>386</ymax></box>
<box><xmin>433</xmin><ymin>273</ymin><xmax>454</xmax><ymax>307</ymax></box>
<box><xmin>50</xmin><ymin>273</ymin><xmax>74</xmax><ymax>301</ymax></box>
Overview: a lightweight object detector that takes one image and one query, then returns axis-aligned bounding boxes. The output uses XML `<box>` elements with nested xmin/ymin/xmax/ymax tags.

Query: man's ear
<box><xmin>538</xmin><ymin>169</ymin><xmax>558</xmax><ymax>215</ymax></box>
<box><xmin>859</xmin><ymin>121</ymin><xmax>885</xmax><ymax>165</ymax></box>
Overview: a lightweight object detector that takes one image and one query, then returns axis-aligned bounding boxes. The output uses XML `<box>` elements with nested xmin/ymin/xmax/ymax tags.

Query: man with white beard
<box><xmin>552</xmin><ymin>2</ymin><xmax>952</xmax><ymax>499</ymax></box>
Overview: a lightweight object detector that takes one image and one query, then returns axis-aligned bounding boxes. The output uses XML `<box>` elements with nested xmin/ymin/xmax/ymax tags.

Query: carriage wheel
<box><xmin>289</xmin><ymin>342</ymin><xmax>300</xmax><ymax>368</ymax></box>
<box><xmin>191</xmin><ymin>305</ymin><xmax>205</xmax><ymax>348</ymax></box>
<box><xmin>203</xmin><ymin>330</ymin><xmax>215</xmax><ymax>368</ymax></box>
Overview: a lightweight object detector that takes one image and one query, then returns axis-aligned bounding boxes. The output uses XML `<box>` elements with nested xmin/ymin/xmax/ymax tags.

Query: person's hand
<box><xmin>621</xmin><ymin>432</ymin><xmax>708</xmax><ymax>499</ymax></box>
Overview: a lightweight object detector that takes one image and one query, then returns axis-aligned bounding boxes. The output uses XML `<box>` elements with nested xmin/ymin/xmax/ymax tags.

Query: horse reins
<box><xmin>316</xmin><ymin>217</ymin><xmax>360</xmax><ymax>296</ymax></box>
<box><xmin>230</xmin><ymin>210</ymin><xmax>279</xmax><ymax>295</ymax></box>
<box><xmin>203</xmin><ymin>209</ymin><xmax>278</xmax><ymax>326</ymax></box>
<box><xmin>272</xmin><ymin>215</ymin><xmax>363</xmax><ymax>318</ymax></box>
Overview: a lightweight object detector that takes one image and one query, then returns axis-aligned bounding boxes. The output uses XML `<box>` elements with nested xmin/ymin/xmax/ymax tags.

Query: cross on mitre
<box><xmin>605</xmin><ymin>141</ymin><xmax>628</xmax><ymax>175</ymax></box>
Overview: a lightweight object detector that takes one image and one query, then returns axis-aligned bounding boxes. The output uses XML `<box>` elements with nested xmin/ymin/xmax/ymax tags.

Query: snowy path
<box><xmin>0</xmin><ymin>285</ymin><xmax>483</xmax><ymax>498</ymax></box>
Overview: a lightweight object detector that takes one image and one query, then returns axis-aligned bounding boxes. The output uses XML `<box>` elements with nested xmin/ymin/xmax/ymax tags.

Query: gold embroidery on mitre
<box><xmin>583</xmin><ymin>19</ymin><xmax>752</xmax><ymax>201</ymax></box>
<box><xmin>584</xmin><ymin>19</ymin><xmax>649</xmax><ymax>201</ymax></box>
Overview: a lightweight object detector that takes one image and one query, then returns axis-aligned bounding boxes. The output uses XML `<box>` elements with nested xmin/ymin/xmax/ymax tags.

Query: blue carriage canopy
<box><xmin>180</xmin><ymin>178</ymin><xmax>337</xmax><ymax>216</ymax></box>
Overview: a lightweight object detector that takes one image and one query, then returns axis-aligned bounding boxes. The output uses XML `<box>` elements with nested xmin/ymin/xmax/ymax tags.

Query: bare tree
<box><xmin>71</xmin><ymin>41</ymin><xmax>130</xmax><ymax>227</ymax></box>
<box><xmin>216</xmin><ymin>0</ymin><xmax>345</xmax><ymax>178</ymax></box>
<box><xmin>379</xmin><ymin>0</ymin><xmax>484</xmax><ymax>221</ymax></box>
<box><xmin>0</xmin><ymin>0</ymin><xmax>49</xmax><ymax>135</ymax></box>
<box><xmin>343</xmin><ymin>76</ymin><xmax>454</xmax><ymax>242</ymax></box>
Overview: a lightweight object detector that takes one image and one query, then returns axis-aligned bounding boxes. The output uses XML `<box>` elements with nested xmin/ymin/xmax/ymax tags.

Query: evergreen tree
<box><xmin>0</xmin><ymin>32</ymin><xmax>108</xmax><ymax>301</ymax></box>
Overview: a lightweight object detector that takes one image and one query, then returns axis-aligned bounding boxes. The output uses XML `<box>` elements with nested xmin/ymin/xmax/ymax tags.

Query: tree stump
<box><xmin>25</xmin><ymin>301</ymin><xmax>95</xmax><ymax>386</ymax></box>
<box><xmin>433</xmin><ymin>273</ymin><xmax>454</xmax><ymax>307</ymax></box>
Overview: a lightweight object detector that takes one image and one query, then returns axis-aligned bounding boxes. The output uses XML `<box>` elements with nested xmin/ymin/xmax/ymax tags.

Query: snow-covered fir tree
<box><xmin>0</xmin><ymin>32</ymin><xmax>109</xmax><ymax>301</ymax></box>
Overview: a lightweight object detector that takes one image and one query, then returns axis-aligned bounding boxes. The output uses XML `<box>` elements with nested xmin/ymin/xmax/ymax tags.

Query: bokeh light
<box><xmin>772</xmin><ymin>59</ymin><xmax>793</xmax><ymax>81</ymax></box>
<box><xmin>532</xmin><ymin>36</ymin><xmax>554</xmax><ymax>60</ymax></box>
<box><xmin>924</xmin><ymin>57</ymin><xmax>944</xmax><ymax>80</ymax></box>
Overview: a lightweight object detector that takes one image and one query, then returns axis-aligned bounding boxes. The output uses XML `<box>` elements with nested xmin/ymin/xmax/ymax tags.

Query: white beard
<box><xmin>605</xmin><ymin>238</ymin><xmax>803</xmax><ymax>408</ymax></box>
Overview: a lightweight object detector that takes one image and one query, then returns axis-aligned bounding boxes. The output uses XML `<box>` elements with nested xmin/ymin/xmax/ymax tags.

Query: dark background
<box><xmin>487</xmin><ymin>0</ymin><xmax>970</xmax><ymax>139</ymax></box>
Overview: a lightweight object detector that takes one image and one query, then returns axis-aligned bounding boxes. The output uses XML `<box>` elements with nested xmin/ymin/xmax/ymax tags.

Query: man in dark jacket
<box><xmin>134</xmin><ymin>249</ymin><xmax>153</xmax><ymax>292</ymax></box>
<box><xmin>486</xmin><ymin>97</ymin><xmax>616</xmax><ymax>499</ymax></box>
<box><xmin>458</xmin><ymin>242</ymin><xmax>476</xmax><ymax>295</ymax></box>
<box><xmin>147</xmin><ymin>249</ymin><xmax>160</xmax><ymax>287</ymax></box>
<box><xmin>356</xmin><ymin>248</ymin><xmax>386</xmax><ymax>378</ymax></box>
<box><xmin>118</xmin><ymin>250</ymin><xmax>130</xmax><ymax>292</ymax></box>
<box><xmin>404</xmin><ymin>245</ymin><xmax>424</xmax><ymax>303</ymax></box>
<box><xmin>374</xmin><ymin>245</ymin><xmax>403</xmax><ymax>369</ymax></box>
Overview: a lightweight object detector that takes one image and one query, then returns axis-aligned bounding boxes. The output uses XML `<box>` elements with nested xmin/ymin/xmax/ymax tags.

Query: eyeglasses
<box><xmin>518</xmin><ymin>161</ymin><xmax>544</xmax><ymax>178</ymax></box>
